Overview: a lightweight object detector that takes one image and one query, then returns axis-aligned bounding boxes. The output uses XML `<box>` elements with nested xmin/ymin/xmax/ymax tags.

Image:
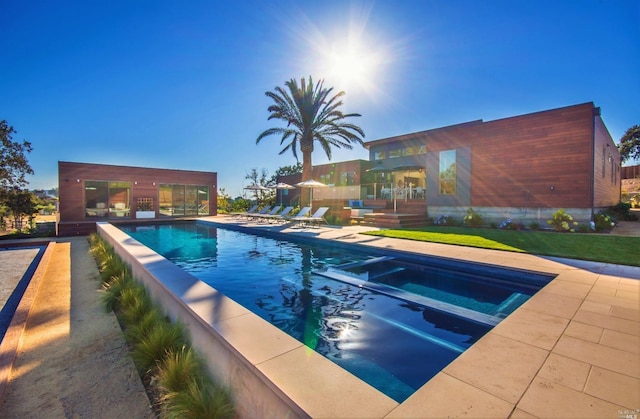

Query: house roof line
<box><xmin>364</xmin><ymin>101</ymin><xmax>596</xmax><ymax>149</ymax></box>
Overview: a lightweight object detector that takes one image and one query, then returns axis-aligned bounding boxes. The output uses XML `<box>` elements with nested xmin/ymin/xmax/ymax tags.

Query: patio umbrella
<box><xmin>295</xmin><ymin>179</ymin><xmax>328</xmax><ymax>211</ymax></box>
<box><xmin>274</xmin><ymin>182</ymin><xmax>296</xmax><ymax>206</ymax></box>
<box><xmin>244</xmin><ymin>184</ymin><xmax>270</xmax><ymax>190</ymax></box>
<box><xmin>244</xmin><ymin>184</ymin><xmax>270</xmax><ymax>202</ymax></box>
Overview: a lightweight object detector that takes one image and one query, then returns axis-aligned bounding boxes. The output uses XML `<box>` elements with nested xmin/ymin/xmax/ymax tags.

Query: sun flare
<box><xmin>325</xmin><ymin>41</ymin><xmax>379</xmax><ymax>91</ymax></box>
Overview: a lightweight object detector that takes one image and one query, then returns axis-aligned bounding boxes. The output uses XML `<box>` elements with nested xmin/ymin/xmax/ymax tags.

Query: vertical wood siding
<box><xmin>58</xmin><ymin>162</ymin><xmax>217</xmax><ymax>224</ymax></box>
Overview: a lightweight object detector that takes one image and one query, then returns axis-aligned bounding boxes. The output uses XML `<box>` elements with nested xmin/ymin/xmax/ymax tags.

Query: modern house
<box><xmin>278</xmin><ymin>102</ymin><xmax>621</xmax><ymax>226</ymax></box>
<box><xmin>57</xmin><ymin>161</ymin><xmax>217</xmax><ymax>236</ymax></box>
<box><xmin>275</xmin><ymin>159</ymin><xmax>373</xmax><ymax>207</ymax></box>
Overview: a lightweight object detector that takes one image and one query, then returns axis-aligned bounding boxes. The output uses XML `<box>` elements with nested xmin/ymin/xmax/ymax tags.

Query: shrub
<box><xmin>547</xmin><ymin>209</ymin><xmax>577</xmax><ymax>232</ymax></box>
<box><xmin>434</xmin><ymin>214</ymin><xmax>455</xmax><ymax>226</ymax></box>
<box><xmin>133</xmin><ymin>321</ymin><xmax>187</xmax><ymax>372</ymax></box>
<box><xmin>499</xmin><ymin>218</ymin><xmax>513</xmax><ymax>230</ymax></box>
<box><xmin>609</xmin><ymin>201</ymin><xmax>638</xmax><ymax>221</ymax></box>
<box><xmin>88</xmin><ymin>233</ymin><xmax>235</xmax><ymax>417</ymax></box>
<box><xmin>101</xmin><ymin>270</ymin><xmax>135</xmax><ymax>312</ymax></box>
<box><xmin>593</xmin><ymin>210</ymin><xmax>616</xmax><ymax>232</ymax></box>
<box><xmin>157</xmin><ymin>345</ymin><xmax>204</xmax><ymax>393</ymax></box>
<box><xmin>577</xmin><ymin>223</ymin><xmax>590</xmax><ymax>233</ymax></box>
<box><xmin>463</xmin><ymin>208</ymin><xmax>483</xmax><ymax>227</ymax></box>
<box><xmin>118</xmin><ymin>285</ymin><xmax>153</xmax><ymax>325</ymax></box>
<box><xmin>529</xmin><ymin>222</ymin><xmax>540</xmax><ymax>231</ymax></box>
<box><xmin>125</xmin><ymin>307</ymin><xmax>166</xmax><ymax>343</ymax></box>
<box><xmin>162</xmin><ymin>378</ymin><xmax>235</xmax><ymax>419</ymax></box>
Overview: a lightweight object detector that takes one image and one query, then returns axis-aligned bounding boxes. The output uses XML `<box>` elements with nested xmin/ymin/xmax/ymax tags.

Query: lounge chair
<box><xmin>251</xmin><ymin>205</ymin><xmax>282</xmax><ymax>222</ymax></box>
<box><xmin>283</xmin><ymin>206</ymin><xmax>311</xmax><ymax>223</ymax></box>
<box><xmin>263</xmin><ymin>206</ymin><xmax>295</xmax><ymax>223</ymax></box>
<box><xmin>243</xmin><ymin>205</ymin><xmax>271</xmax><ymax>220</ymax></box>
<box><xmin>291</xmin><ymin>207</ymin><xmax>329</xmax><ymax>228</ymax></box>
<box><xmin>231</xmin><ymin>204</ymin><xmax>259</xmax><ymax>219</ymax></box>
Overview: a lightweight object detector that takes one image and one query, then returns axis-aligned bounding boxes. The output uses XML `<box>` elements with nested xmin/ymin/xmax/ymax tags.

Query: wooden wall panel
<box><xmin>423</xmin><ymin>103</ymin><xmax>597</xmax><ymax>208</ymax></box>
<box><xmin>592</xmin><ymin>116</ymin><xmax>622</xmax><ymax>207</ymax></box>
<box><xmin>58</xmin><ymin>162</ymin><xmax>217</xmax><ymax>225</ymax></box>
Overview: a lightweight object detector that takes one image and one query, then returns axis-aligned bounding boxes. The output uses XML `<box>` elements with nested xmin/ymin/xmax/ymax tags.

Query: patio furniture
<box><xmin>246</xmin><ymin>206</ymin><xmax>275</xmax><ymax>221</ymax></box>
<box><xmin>252</xmin><ymin>205</ymin><xmax>283</xmax><ymax>222</ymax></box>
<box><xmin>285</xmin><ymin>206</ymin><xmax>311</xmax><ymax>222</ymax></box>
<box><xmin>231</xmin><ymin>204</ymin><xmax>258</xmax><ymax>219</ymax></box>
<box><xmin>291</xmin><ymin>207</ymin><xmax>329</xmax><ymax>228</ymax></box>
<box><xmin>264</xmin><ymin>206</ymin><xmax>295</xmax><ymax>223</ymax></box>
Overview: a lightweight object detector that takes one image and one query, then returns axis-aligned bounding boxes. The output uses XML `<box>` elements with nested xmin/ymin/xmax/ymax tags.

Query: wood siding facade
<box><xmin>58</xmin><ymin>161</ymin><xmax>217</xmax><ymax>236</ymax></box>
<box><xmin>365</xmin><ymin>102</ymin><xmax>621</xmax><ymax>223</ymax></box>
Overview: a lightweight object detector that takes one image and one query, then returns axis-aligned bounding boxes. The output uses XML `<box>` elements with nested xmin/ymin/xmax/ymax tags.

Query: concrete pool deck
<box><xmin>0</xmin><ymin>218</ymin><xmax>638</xmax><ymax>417</ymax></box>
<box><xmin>209</xmin><ymin>216</ymin><xmax>639</xmax><ymax>418</ymax></box>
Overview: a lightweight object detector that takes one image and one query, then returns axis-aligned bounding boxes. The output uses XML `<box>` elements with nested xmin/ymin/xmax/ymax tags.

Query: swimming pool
<box><xmin>119</xmin><ymin>221</ymin><xmax>554</xmax><ymax>402</ymax></box>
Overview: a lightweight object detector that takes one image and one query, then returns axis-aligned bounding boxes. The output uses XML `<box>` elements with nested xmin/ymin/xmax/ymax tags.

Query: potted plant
<box><xmin>136</xmin><ymin>198</ymin><xmax>155</xmax><ymax>219</ymax></box>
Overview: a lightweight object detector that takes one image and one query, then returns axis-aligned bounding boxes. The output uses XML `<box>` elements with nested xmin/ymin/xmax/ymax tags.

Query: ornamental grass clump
<box><xmin>162</xmin><ymin>377</ymin><xmax>235</xmax><ymax>419</ymax></box>
<box><xmin>100</xmin><ymin>270</ymin><xmax>135</xmax><ymax>312</ymax></box>
<box><xmin>125</xmin><ymin>307</ymin><xmax>165</xmax><ymax>343</ymax></box>
<box><xmin>88</xmin><ymin>233</ymin><xmax>236</xmax><ymax>418</ymax></box>
<box><xmin>132</xmin><ymin>320</ymin><xmax>187</xmax><ymax>373</ymax></box>
<box><xmin>157</xmin><ymin>345</ymin><xmax>203</xmax><ymax>393</ymax></box>
<box><xmin>118</xmin><ymin>285</ymin><xmax>153</xmax><ymax>325</ymax></box>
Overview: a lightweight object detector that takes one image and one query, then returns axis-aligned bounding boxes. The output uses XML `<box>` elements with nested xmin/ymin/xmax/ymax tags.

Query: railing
<box><xmin>310</xmin><ymin>183</ymin><xmax>426</xmax><ymax>201</ymax></box>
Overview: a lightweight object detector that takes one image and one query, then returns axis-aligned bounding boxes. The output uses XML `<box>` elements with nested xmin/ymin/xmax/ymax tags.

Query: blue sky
<box><xmin>1</xmin><ymin>0</ymin><xmax>638</xmax><ymax>197</ymax></box>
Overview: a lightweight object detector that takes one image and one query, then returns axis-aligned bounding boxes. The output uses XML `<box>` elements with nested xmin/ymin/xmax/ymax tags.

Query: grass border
<box><xmin>362</xmin><ymin>226</ymin><xmax>640</xmax><ymax>266</ymax></box>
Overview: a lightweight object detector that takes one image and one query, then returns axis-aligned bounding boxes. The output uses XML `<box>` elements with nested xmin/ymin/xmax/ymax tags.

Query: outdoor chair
<box><xmin>264</xmin><ymin>206</ymin><xmax>295</xmax><ymax>223</ymax></box>
<box><xmin>246</xmin><ymin>206</ymin><xmax>274</xmax><ymax>221</ymax></box>
<box><xmin>284</xmin><ymin>206</ymin><xmax>311</xmax><ymax>223</ymax></box>
<box><xmin>291</xmin><ymin>207</ymin><xmax>329</xmax><ymax>228</ymax></box>
<box><xmin>231</xmin><ymin>204</ymin><xmax>258</xmax><ymax>219</ymax></box>
<box><xmin>252</xmin><ymin>205</ymin><xmax>282</xmax><ymax>222</ymax></box>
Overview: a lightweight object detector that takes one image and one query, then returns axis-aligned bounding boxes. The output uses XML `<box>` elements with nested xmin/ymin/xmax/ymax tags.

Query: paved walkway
<box><xmin>0</xmin><ymin>219</ymin><xmax>638</xmax><ymax>418</ymax></box>
<box><xmin>0</xmin><ymin>237</ymin><xmax>154</xmax><ymax>418</ymax></box>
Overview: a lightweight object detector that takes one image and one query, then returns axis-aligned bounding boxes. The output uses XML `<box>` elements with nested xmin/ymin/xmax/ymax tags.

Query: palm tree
<box><xmin>256</xmin><ymin>77</ymin><xmax>365</xmax><ymax>207</ymax></box>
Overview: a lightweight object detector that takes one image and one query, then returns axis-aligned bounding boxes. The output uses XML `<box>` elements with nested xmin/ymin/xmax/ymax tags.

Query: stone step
<box><xmin>362</xmin><ymin>212</ymin><xmax>428</xmax><ymax>228</ymax></box>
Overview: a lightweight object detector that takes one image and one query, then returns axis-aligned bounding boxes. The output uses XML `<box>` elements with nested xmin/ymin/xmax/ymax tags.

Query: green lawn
<box><xmin>361</xmin><ymin>227</ymin><xmax>640</xmax><ymax>266</ymax></box>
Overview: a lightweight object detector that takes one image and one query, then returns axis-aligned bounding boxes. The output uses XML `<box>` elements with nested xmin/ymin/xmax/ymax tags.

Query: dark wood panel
<box><xmin>58</xmin><ymin>162</ymin><xmax>217</xmax><ymax>225</ymax></box>
<box><xmin>425</xmin><ymin>103</ymin><xmax>597</xmax><ymax>208</ymax></box>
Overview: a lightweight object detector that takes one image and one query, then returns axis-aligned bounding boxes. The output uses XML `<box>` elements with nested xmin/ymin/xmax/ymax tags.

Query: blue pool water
<box><xmin>119</xmin><ymin>221</ymin><xmax>554</xmax><ymax>402</ymax></box>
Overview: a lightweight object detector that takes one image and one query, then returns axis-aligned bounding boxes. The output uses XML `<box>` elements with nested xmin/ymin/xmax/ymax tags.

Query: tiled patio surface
<box><xmin>211</xmin><ymin>215</ymin><xmax>640</xmax><ymax>418</ymax></box>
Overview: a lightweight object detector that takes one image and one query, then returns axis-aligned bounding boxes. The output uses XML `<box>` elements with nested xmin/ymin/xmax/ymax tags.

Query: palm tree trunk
<box><xmin>301</xmin><ymin>150</ymin><xmax>313</xmax><ymax>208</ymax></box>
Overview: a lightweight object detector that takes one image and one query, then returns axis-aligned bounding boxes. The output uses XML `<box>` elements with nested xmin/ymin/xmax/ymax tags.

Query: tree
<box><xmin>268</xmin><ymin>162</ymin><xmax>303</xmax><ymax>186</ymax></box>
<box><xmin>618</xmin><ymin>125</ymin><xmax>640</xmax><ymax>163</ymax></box>
<box><xmin>1</xmin><ymin>120</ymin><xmax>33</xmax><ymax>189</ymax></box>
<box><xmin>244</xmin><ymin>168</ymin><xmax>273</xmax><ymax>205</ymax></box>
<box><xmin>256</xmin><ymin>77</ymin><xmax>365</xmax><ymax>207</ymax></box>
<box><xmin>1</xmin><ymin>187</ymin><xmax>38</xmax><ymax>233</ymax></box>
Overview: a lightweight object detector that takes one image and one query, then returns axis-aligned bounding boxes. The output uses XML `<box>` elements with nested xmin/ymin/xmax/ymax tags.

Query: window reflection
<box><xmin>439</xmin><ymin>150</ymin><xmax>456</xmax><ymax>195</ymax></box>
<box><xmin>84</xmin><ymin>181</ymin><xmax>131</xmax><ymax>218</ymax></box>
<box><xmin>159</xmin><ymin>184</ymin><xmax>209</xmax><ymax>216</ymax></box>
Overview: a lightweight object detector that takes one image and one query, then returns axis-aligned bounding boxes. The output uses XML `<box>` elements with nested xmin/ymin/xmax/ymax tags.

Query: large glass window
<box><xmin>373</xmin><ymin>151</ymin><xmax>386</xmax><ymax>160</ymax></box>
<box><xmin>338</xmin><ymin>172</ymin><xmax>356</xmax><ymax>186</ymax></box>
<box><xmin>159</xmin><ymin>184</ymin><xmax>209</xmax><ymax>216</ymax></box>
<box><xmin>196</xmin><ymin>186</ymin><xmax>209</xmax><ymax>215</ymax></box>
<box><xmin>319</xmin><ymin>174</ymin><xmax>333</xmax><ymax>186</ymax></box>
<box><xmin>439</xmin><ymin>150</ymin><xmax>456</xmax><ymax>195</ymax></box>
<box><xmin>84</xmin><ymin>181</ymin><xmax>131</xmax><ymax>218</ymax></box>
